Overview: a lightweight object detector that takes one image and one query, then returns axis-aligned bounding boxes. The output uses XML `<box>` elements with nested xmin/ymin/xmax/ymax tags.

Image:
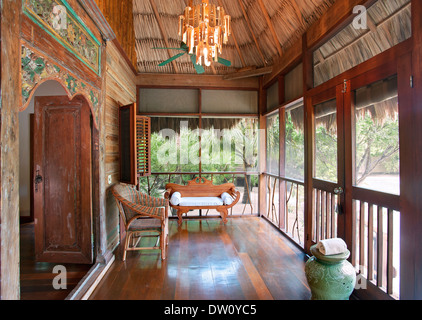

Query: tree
<box><xmin>355</xmin><ymin>113</ymin><xmax>399</xmax><ymax>186</ymax></box>
<box><xmin>139</xmin><ymin>118</ymin><xmax>259</xmax><ymax>205</ymax></box>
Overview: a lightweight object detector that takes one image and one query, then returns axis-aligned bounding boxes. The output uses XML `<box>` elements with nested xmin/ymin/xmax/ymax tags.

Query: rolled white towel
<box><xmin>170</xmin><ymin>192</ymin><xmax>182</xmax><ymax>206</ymax></box>
<box><xmin>221</xmin><ymin>192</ymin><xmax>234</xmax><ymax>205</ymax></box>
<box><xmin>316</xmin><ymin>238</ymin><xmax>347</xmax><ymax>255</ymax></box>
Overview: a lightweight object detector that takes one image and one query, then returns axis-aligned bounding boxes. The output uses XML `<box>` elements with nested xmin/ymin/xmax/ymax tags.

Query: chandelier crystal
<box><xmin>178</xmin><ymin>0</ymin><xmax>231</xmax><ymax>67</ymax></box>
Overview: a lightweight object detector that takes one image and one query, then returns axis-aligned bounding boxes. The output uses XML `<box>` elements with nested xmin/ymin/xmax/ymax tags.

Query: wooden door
<box><xmin>34</xmin><ymin>95</ymin><xmax>93</xmax><ymax>264</ymax></box>
<box><xmin>306</xmin><ymin>82</ymin><xmax>347</xmax><ymax>250</ymax></box>
<box><xmin>306</xmin><ymin>59</ymin><xmax>407</xmax><ymax>298</ymax></box>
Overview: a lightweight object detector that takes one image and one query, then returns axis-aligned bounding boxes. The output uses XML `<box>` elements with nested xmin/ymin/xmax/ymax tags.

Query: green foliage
<box><xmin>314</xmin><ymin>124</ymin><xmax>338</xmax><ymax>182</ymax></box>
<box><xmin>139</xmin><ymin>118</ymin><xmax>259</xmax><ymax>197</ymax></box>
<box><xmin>355</xmin><ymin>113</ymin><xmax>399</xmax><ymax>184</ymax></box>
<box><xmin>285</xmin><ymin>112</ymin><xmax>305</xmax><ymax>181</ymax></box>
<box><xmin>313</xmin><ymin>111</ymin><xmax>400</xmax><ymax>184</ymax></box>
<box><xmin>266</xmin><ymin>114</ymin><xmax>279</xmax><ymax>175</ymax></box>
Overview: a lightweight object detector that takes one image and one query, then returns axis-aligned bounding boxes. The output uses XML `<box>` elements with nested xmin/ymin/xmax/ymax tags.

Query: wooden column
<box><xmin>302</xmin><ymin>33</ymin><xmax>313</xmax><ymax>254</ymax></box>
<box><xmin>412</xmin><ymin>0</ymin><xmax>422</xmax><ymax>297</ymax></box>
<box><xmin>96</xmin><ymin>41</ymin><xmax>114</xmax><ymax>265</ymax></box>
<box><xmin>278</xmin><ymin>76</ymin><xmax>286</xmax><ymax>230</ymax></box>
<box><xmin>399</xmin><ymin>0</ymin><xmax>422</xmax><ymax>300</ymax></box>
<box><xmin>1</xmin><ymin>0</ymin><xmax>22</xmax><ymax>300</ymax></box>
<box><xmin>258</xmin><ymin>78</ymin><xmax>267</xmax><ymax>217</ymax></box>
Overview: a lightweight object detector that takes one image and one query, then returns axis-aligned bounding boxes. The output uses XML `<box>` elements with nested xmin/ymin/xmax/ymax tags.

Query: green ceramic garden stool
<box><xmin>305</xmin><ymin>244</ymin><xmax>356</xmax><ymax>300</ymax></box>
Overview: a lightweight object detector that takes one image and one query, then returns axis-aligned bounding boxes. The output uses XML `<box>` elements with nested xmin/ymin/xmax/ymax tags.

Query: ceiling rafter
<box><xmin>223</xmin><ymin>66</ymin><xmax>273</xmax><ymax>80</ymax></box>
<box><xmin>257</xmin><ymin>0</ymin><xmax>283</xmax><ymax>57</ymax></box>
<box><xmin>132</xmin><ymin>0</ymin><xmax>341</xmax><ymax>75</ymax></box>
<box><xmin>149</xmin><ymin>0</ymin><xmax>179</xmax><ymax>73</ymax></box>
<box><xmin>216</xmin><ymin>0</ymin><xmax>246</xmax><ymax>68</ymax></box>
<box><xmin>237</xmin><ymin>0</ymin><xmax>267</xmax><ymax>66</ymax></box>
<box><xmin>290</xmin><ymin>0</ymin><xmax>305</xmax><ymax>28</ymax></box>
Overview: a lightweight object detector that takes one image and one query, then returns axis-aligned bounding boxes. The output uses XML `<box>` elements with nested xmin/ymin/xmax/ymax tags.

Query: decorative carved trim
<box><xmin>22</xmin><ymin>0</ymin><xmax>102</xmax><ymax>75</ymax></box>
<box><xmin>77</xmin><ymin>0</ymin><xmax>116</xmax><ymax>41</ymax></box>
<box><xmin>21</xmin><ymin>43</ymin><xmax>100</xmax><ymax>128</ymax></box>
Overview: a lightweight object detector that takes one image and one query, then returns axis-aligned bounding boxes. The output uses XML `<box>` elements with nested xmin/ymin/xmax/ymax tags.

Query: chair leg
<box><xmin>123</xmin><ymin>232</ymin><xmax>131</xmax><ymax>261</ymax></box>
<box><xmin>161</xmin><ymin>225</ymin><xmax>167</xmax><ymax>260</ymax></box>
<box><xmin>217</xmin><ymin>208</ymin><xmax>228</xmax><ymax>224</ymax></box>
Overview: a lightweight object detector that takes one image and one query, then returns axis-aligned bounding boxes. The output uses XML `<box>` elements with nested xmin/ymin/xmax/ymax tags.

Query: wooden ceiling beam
<box><xmin>136</xmin><ymin>73</ymin><xmax>260</xmax><ymax>89</ymax></box>
<box><xmin>149</xmin><ymin>0</ymin><xmax>179</xmax><ymax>73</ymax></box>
<box><xmin>306</xmin><ymin>0</ymin><xmax>377</xmax><ymax>50</ymax></box>
<box><xmin>237</xmin><ymin>0</ymin><xmax>267</xmax><ymax>66</ymax></box>
<box><xmin>223</xmin><ymin>66</ymin><xmax>273</xmax><ymax>80</ymax></box>
<box><xmin>79</xmin><ymin>0</ymin><xmax>116</xmax><ymax>41</ymax></box>
<box><xmin>257</xmin><ymin>0</ymin><xmax>283</xmax><ymax>57</ymax></box>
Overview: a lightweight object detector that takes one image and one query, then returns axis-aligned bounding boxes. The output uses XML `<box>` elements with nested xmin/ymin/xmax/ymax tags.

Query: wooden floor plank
<box><xmin>89</xmin><ymin>217</ymin><xmax>311</xmax><ymax>300</ymax></box>
<box><xmin>238</xmin><ymin>252</ymin><xmax>274</xmax><ymax>300</ymax></box>
<box><xmin>19</xmin><ymin>223</ymin><xmax>92</xmax><ymax>300</ymax></box>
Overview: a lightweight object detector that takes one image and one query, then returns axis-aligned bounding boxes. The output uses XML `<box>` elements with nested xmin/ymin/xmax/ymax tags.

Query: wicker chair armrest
<box><xmin>137</xmin><ymin>191</ymin><xmax>168</xmax><ymax>207</ymax></box>
<box><xmin>119</xmin><ymin>196</ymin><xmax>166</xmax><ymax>220</ymax></box>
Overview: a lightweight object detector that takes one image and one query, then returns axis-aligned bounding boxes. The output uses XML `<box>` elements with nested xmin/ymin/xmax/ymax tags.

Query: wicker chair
<box><xmin>111</xmin><ymin>183</ymin><xmax>169</xmax><ymax>261</ymax></box>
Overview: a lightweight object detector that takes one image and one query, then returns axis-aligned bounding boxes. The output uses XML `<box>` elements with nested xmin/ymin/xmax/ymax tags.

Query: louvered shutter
<box><xmin>119</xmin><ymin>104</ymin><xmax>151</xmax><ymax>185</ymax></box>
<box><xmin>136</xmin><ymin>116</ymin><xmax>151</xmax><ymax>177</ymax></box>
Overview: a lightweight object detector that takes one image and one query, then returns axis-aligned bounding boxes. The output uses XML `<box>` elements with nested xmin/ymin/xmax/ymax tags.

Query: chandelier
<box><xmin>178</xmin><ymin>0</ymin><xmax>231</xmax><ymax>67</ymax></box>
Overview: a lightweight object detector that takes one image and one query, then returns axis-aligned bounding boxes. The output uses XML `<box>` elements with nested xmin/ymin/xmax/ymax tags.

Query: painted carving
<box><xmin>23</xmin><ymin>0</ymin><xmax>101</xmax><ymax>75</ymax></box>
<box><xmin>21</xmin><ymin>44</ymin><xmax>100</xmax><ymax>128</ymax></box>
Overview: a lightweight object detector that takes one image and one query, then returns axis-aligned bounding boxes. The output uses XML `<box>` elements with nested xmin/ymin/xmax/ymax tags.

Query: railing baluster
<box><xmin>331</xmin><ymin>194</ymin><xmax>336</xmax><ymax>239</ymax></box>
<box><xmin>360</xmin><ymin>201</ymin><xmax>366</xmax><ymax>272</ymax></box>
<box><xmin>387</xmin><ymin>209</ymin><xmax>394</xmax><ymax>295</ymax></box>
<box><xmin>316</xmin><ymin>189</ymin><xmax>321</xmax><ymax>243</ymax></box>
<box><xmin>377</xmin><ymin>206</ymin><xmax>384</xmax><ymax>288</ymax></box>
<box><xmin>312</xmin><ymin>189</ymin><xmax>316</xmax><ymax>242</ymax></box>
<box><xmin>285</xmin><ymin>182</ymin><xmax>294</xmax><ymax>233</ymax></box>
<box><xmin>258</xmin><ymin>174</ymin><xmax>305</xmax><ymax>248</ymax></box>
<box><xmin>321</xmin><ymin>191</ymin><xmax>326</xmax><ymax>240</ymax></box>
<box><xmin>272</xmin><ymin>178</ymin><xmax>278</xmax><ymax>225</ymax></box>
<box><xmin>295</xmin><ymin>183</ymin><xmax>300</xmax><ymax>242</ymax></box>
<box><xmin>243</xmin><ymin>173</ymin><xmax>253</xmax><ymax>215</ymax></box>
<box><xmin>285</xmin><ymin>182</ymin><xmax>289</xmax><ymax>231</ymax></box>
<box><xmin>267</xmin><ymin>176</ymin><xmax>272</xmax><ymax>220</ymax></box>
<box><xmin>326</xmin><ymin>192</ymin><xmax>332</xmax><ymax>239</ymax></box>
<box><xmin>368</xmin><ymin>203</ymin><xmax>374</xmax><ymax>281</ymax></box>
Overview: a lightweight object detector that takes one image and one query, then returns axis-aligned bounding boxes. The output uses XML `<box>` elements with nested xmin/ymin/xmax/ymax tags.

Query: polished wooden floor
<box><xmin>19</xmin><ymin>223</ymin><xmax>92</xmax><ymax>300</ymax></box>
<box><xmin>89</xmin><ymin>217</ymin><xmax>311</xmax><ymax>300</ymax></box>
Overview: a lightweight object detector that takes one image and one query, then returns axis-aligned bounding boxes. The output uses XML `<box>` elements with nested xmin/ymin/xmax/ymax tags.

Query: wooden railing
<box><xmin>309</xmin><ymin>185</ymin><xmax>400</xmax><ymax>298</ymax></box>
<box><xmin>137</xmin><ymin>172</ymin><xmax>259</xmax><ymax>217</ymax></box>
<box><xmin>352</xmin><ymin>193</ymin><xmax>400</xmax><ymax>299</ymax></box>
<box><xmin>264</xmin><ymin>173</ymin><xmax>305</xmax><ymax>247</ymax></box>
<box><xmin>139</xmin><ymin>171</ymin><xmax>400</xmax><ymax>298</ymax></box>
<box><xmin>312</xmin><ymin>188</ymin><xmax>339</xmax><ymax>243</ymax></box>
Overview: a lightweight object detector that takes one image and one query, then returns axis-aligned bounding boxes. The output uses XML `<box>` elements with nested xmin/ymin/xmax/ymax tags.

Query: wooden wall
<box><xmin>1</xmin><ymin>0</ymin><xmax>22</xmax><ymax>300</ymax></box>
<box><xmin>95</xmin><ymin>0</ymin><xmax>137</xmax><ymax>69</ymax></box>
<box><xmin>7</xmin><ymin>0</ymin><xmax>114</xmax><ymax>299</ymax></box>
<box><xmin>104</xmin><ymin>41</ymin><xmax>137</xmax><ymax>252</ymax></box>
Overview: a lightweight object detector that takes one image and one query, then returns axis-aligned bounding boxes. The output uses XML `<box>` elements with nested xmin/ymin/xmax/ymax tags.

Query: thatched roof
<box><xmin>133</xmin><ymin>0</ymin><xmax>335</xmax><ymax>75</ymax></box>
<box><xmin>268</xmin><ymin>73</ymin><xmax>398</xmax><ymax>133</ymax></box>
<box><xmin>313</xmin><ymin>0</ymin><xmax>411</xmax><ymax>86</ymax></box>
<box><xmin>134</xmin><ymin>0</ymin><xmax>407</xmax><ymax>132</ymax></box>
<box><xmin>150</xmin><ymin>116</ymin><xmax>257</xmax><ymax>133</ymax></box>
<box><xmin>133</xmin><ymin>0</ymin><xmax>410</xmax><ymax>80</ymax></box>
